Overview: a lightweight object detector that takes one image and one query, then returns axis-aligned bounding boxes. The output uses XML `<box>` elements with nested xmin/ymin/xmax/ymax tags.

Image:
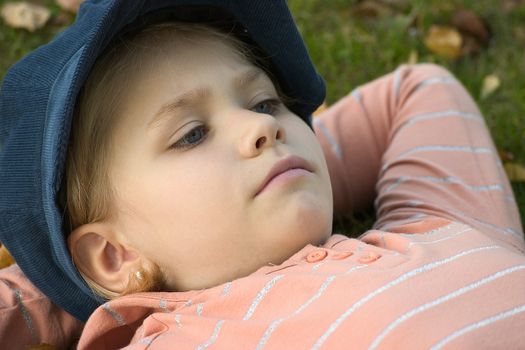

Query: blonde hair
<box><xmin>65</xmin><ymin>22</ymin><xmax>274</xmax><ymax>299</ymax></box>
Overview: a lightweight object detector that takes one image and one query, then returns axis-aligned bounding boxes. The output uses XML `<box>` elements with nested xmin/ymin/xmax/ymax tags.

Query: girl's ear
<box><xmin>68</xmin><ymin>222</ymin><xmax>140</xmax><ymax>295</ymax></box>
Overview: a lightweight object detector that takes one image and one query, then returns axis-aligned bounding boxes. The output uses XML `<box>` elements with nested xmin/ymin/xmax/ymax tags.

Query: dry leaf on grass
<box><xmin>313</xmin><ymin>102</ymin><xmax>328</xmax><ymax>117</ymax></box>
<box><xmin>460</xmin><ymin>34</ymin><xmax>483</xmax><ymax>56</ymax></box>
<box><xmin>480</xmin><ymin>74</ymin><xmax>501</xmax><ymax>99</ymax></box>
<box><xmin>424</xmin><ymin>25</ymin><xmax>462</xmax><ymax>60</ymax></box>
<box><xmin>504</xmin><ymin>163</ymin><xmax>525</xmax><ymax>182</ymax></box>
<box><xmin>452</xmin><ymin>9</ymin><xmax>490</xmax><ymax>44</ymax></box>
<box><xmin>51</xmin><ymin>9</ymin><xmax>75</xmax><ymax>26</ymax></box>
<box><xmin>498</xmin><ymin>148</ymin><xmax>515</xmax><ymax>162</ymax></box>
<box><xmin>452</xmin><ymin>8</ymin><xmax>490</xmax><ymax>56</ymax></box>
<box><xmin>1</xmin><ymin>2</ymin><xmax>50</xmax><ymax>32</ymax></box>
<box><xmin>351</xmin><ymin>0</ymin><xmax>394</xmax><ymax>18</ymax></box>
<box><xmin>0</xmin><ymin>244</ymin><xmax>15</xmax><ymax>269</ymax></box>
<box><xmin>424</xmin><ymin>8</ymin><xmax>490</xmax><ymax>60</ymax></box>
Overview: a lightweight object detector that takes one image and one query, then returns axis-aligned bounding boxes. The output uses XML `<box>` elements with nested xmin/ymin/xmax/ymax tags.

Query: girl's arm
<box><xmin>315</xmin><ymin>63</ymin><xmax>524</xmax><ymax>252</ymax></box>
<box><xmin>0</xmin><ymin>264</ymin><xmax>83</xmax><ymax>348</ymax></box>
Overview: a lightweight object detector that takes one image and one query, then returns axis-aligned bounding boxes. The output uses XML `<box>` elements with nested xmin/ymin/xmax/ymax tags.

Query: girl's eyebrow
<box><xmin>148</xmin><ymin>69</ymin><xmax>265</xmax><ymax>130</ymax></box>
<box><xmin>234</xmin><ymin>68</ymin><xmax>264</xmax><ymax>89</ymax></box>
<box><xmin>148</xmin><ymin>87</ymin><xmax>211</xmax><ymax>129</ymax></box>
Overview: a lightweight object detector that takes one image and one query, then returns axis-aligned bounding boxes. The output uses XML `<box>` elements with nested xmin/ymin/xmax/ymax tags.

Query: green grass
<box><xmin>0</xmin><ymin>0</ymin><xmax>523</xmax><ymax>235</ymax></box>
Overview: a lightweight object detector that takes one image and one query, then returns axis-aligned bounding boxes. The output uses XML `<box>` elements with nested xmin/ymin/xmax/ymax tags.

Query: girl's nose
<box><xmin>237</xmin><ymin>111</ymin><xmax>286</xmax><ymax>158</ymax></box>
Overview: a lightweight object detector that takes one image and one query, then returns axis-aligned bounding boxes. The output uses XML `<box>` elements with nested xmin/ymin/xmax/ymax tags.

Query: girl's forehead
<box><xmin>134</xmin><ymin>34</ymin><xmax>253</xmax><ymax>83</ymax></box>
<box><xmin>113</xmin><ymin>37</ymin><xmax>274</xmax><ymax>130</ymax></box>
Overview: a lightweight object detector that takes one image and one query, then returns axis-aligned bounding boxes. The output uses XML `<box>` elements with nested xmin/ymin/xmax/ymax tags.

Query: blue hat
<box><xmin>0</xmin><ymin>0</ymin><xmax>325</xmax><ymax>322</ymax></box>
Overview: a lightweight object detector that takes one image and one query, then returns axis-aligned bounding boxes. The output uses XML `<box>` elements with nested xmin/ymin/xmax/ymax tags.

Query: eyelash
<box><xmin>170</xmin><ymin>124</ymin><xmax>209</xmax><ymax>150</ymax></box>
<box><xmin>170</xmin><ymin>98</ymin><xmax>282</xmax><ymax>151</ymax></box>
<box><xmin>250</xmin><ymin>98</ymin><xmax>281</xmax><ymax>115</ymax></box>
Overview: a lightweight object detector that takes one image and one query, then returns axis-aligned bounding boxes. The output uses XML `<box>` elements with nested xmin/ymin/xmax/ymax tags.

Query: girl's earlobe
<box><xmin>68</xmin><ymin>222</ymin><xmax>140</xmax><ymax>295</ymax></box>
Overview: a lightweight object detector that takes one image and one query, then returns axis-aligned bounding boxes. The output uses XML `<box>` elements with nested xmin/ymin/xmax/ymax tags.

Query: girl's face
<box><xmin>108</xmin><ymin>36</ymin><xmax>333</xmax><ymax>291</ymax></box>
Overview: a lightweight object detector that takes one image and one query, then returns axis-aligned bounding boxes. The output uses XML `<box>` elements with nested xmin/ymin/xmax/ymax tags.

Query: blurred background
<box><xmin>1</xmin><ymin>0</ymin><xmax>524</xmax><ymax>235</ymax></box>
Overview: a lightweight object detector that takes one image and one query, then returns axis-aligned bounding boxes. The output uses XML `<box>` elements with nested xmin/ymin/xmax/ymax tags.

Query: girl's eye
<box><xmin>171</xmin><ymin>125</ymin><xmax>209</xmax><ymax>150</ymax></box>
<box><xmin>251</xmin><ymin>99</ymin><xmax>281</xmax><ymax>115</ymax></box>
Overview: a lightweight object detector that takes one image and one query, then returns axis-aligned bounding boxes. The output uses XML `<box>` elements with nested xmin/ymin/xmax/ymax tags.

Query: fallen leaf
<box><xmin>461</xmin><ymin>34</ymin><xmax>484</xmax><ymax>56</ymax></box>
<box><xmin>0</xmin><ymin>245</ymin><xmax>15</xmax><ymax>269</ymax></box>
<box><xmin>0</xmin><ymin>2</ymin><xmax>50</xmax><ymax>32</ymax></box>
<box><xmin>504</xmin><ymin>163</ymin><xmax>525</xmax><ymax>182</ymax></box>
<box><xmin>313</xmin><ymin>102</ymin><xmax>328</xmax><ymax>117</ymax></box>
<box><xmin>480</xmin><ymin>74</ymin><xmax>501</xmax><ymax>99</ymax></box>
<box><xmin>424</xmin><ymin>25</ymin><xmax>463</xmax><ymax>60</ymax></box>
<box><xmin>51</xmin><ymin>10</ymin><xmax>74</xmax><ymax>26</ymax></box>
<box><xmin>55</xmin><ymin>0</ymin><xmax>84</xmax><ymax>13</ymax></box>
<box><xmin>352</xmin><ymin>0</ymin><xmax>394</xmax><ymax>18</ymax></box>
<box><xmin>407</xmin><ymin>49</ymin><xmax>418</xmax><ymax>64</ymax></box>
<box><xmin>498</xmin><ymin>148</ymin><xmax>515</xmax><ymax>162</ymax></box>
<box><xmin>452</xmin><ymin>9</ymin><xmax>490</xmax><ymax>44</ymax></box>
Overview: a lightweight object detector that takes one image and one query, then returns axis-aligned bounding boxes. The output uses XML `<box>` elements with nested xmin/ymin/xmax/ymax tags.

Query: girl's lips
<box><xmin>255</xmin><ymin>155</ymin><xmax>314</xmax><ymax>196</ymax></box>
<box><xmin>257</xmin><ymin>168</ymin><xmax>312</xmax><ymax>195</ymax></box>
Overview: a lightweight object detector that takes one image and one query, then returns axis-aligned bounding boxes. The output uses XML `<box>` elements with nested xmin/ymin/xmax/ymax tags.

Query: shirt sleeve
<box><xmin>0</xmin><ymin>264</ymin><xmax>84</xmax><ymax>349</ymax></box>
<box><xmin>314</xmin><ymin>63</ymin><xmax>524</xmax><ymax>253</ymax></box>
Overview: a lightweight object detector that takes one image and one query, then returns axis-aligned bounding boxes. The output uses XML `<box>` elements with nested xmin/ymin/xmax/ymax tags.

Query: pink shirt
<box><xmin>2</xmin><ymin>64</ymin><xmax>524</xmax><ymax>349</ymax></box>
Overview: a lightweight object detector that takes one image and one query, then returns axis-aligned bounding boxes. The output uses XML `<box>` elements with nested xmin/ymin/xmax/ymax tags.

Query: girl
<box><xmin>0</xmin><ymin>1</ymin><xmax>524</xmax><ymax>348</ymax></box>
